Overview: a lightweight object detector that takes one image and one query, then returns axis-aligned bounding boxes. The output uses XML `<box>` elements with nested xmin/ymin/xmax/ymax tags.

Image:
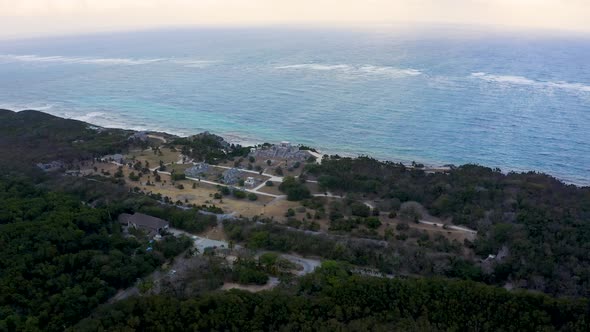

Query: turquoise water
<box><xmin>0</xmin><ymin>27</ymin><xmax>589</xmax><ymax>184</ymax></box>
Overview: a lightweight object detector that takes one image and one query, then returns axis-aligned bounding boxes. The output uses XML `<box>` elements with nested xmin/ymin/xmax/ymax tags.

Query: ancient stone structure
<box><xmin>222</xmin><ymin>168</ymin><xmax>243</xmax><ymax>185</ymax></box>
<box><xmin>250</xmin><ymin>142</ymin><xmax>309</xmax><ymax>161</ymax></box>
<box><xmin>185</xmin><ymin>163</ymin><xmax>209</xmax><ymax>178</ymax></box>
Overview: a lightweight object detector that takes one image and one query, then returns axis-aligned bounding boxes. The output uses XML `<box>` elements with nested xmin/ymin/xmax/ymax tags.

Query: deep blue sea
<box><xmin>0</xmin><ymin>26</ymin><xmax>589</xmax><ymax>184</ymax></box>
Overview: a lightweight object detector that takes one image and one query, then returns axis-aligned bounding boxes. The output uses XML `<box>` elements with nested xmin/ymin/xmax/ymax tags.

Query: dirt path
<box><xmin>156</xmin><ymin>170</ymin><xmax>282</xmax><ymax>198</ymax></box>
<box><xmin>222</xmin><ymin>277</ymin><xmax>280</xmax><ymax>292</ymax></box>
<box><xmin>280</xmin><ymin>253</ymin><xmax>322</xmax><ymax>276</ymax></box>
<box><xmin>418</xmin><ymin>219</ymin><xmax>477</xmax><ymax>236</ymax></box>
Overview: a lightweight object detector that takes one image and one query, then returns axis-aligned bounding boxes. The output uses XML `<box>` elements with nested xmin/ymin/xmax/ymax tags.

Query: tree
<box><xmin>233</xmin><ymin>189</ymin><xmax>246</xmax><ymax>199</ymax></box>
<box><xmin>350</xmin><ymin>202</ymin><xmax>370</xmax><ymax>217</ymax></box>
<box><xmin>365</xmin><ymin>217</ymin><xmax>382</xmax><ymax>229</ymax></box>
<box><xmin>219</xmin><ymin>186</ymin><xmax>231</xmax><ymax>196</ymax></box>
<box><xmin>171</xmin><ymin>173</ymin><xmax>186</xmax><ymax>181</ymax></box>
<box><xmin>279</xmin><ymin>176</ymin><xmax>311</xmax><ymax>201</ymax></box>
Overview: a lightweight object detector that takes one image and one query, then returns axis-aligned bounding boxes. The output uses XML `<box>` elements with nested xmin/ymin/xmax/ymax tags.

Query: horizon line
<box><xmin>1</xmin><ymin>21</ymin><xmax>589</xmax><ymax>42</ymax></box>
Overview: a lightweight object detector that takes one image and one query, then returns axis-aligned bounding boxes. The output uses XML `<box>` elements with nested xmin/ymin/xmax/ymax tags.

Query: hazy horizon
<box><xmin>1</xmin><ymin>0</ymin><xmax>589</xmax><ymax>40</ymax></box>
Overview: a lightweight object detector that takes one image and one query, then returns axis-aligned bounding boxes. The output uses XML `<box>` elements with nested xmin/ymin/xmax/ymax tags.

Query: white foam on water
<box><xmin>276</xmin><ymin>64</ymin><xmax>352</xmax><ymax>71</ymax></box>
<box><xmin>276</xmin><ymin>63</ymin><xmax>421</xmax><ymax>78</ymax></box>
<box><xmin>170</xmin><ymin>59</ymin><xmax>219</xmax><ymax>68</ymax></box>
<box><xmin>0</xmin><ymin>54</ymin><xmax>164</xmax><ymax>66</ymax></box>
<box><xmin>358</xmin><ymin>65</ymin><xmax>422</xmax><ymax>77</ymax></box>
<box><xmin>69</xmin><ymin>111</ymin><xmax>108</xmax><ymax>123</ymax></box>
<box><xmin>0</xmin><ymin>54</ymin><xmax>218</xmax><ymax>68</ymax></box>
<box><xmin>471</xmin><ymin>72</ymin><xmax>590</xmax><ymax>93</ymax></box>
<box><xmin>0</xmin><ymin>102</ymin><xmax>55</xmax><ymax>111</ymax></box>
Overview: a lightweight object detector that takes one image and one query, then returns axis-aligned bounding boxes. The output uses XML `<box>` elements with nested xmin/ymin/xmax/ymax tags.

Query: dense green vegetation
<box><xmin>230</xmin><ymin>258</ymin><xmax>269</xmax><ymax>285</ymax></box>
<box><xmin>279</xmin><ymin>176</ymin><xmax>312</xmax><ymax>201</ymax></box>
<box><xmin>2</xmin><ymin>110</ymin><xmax>590</xmax><ymax>329</ymax></box>
<box><xmin>225</xmin><ymin>220</ymin><xmax>476</xmax><ymax>279</ymax></box>
<box><xmin>139</xmin><ymin>205</ymin><xmax>217</xmax><ymax>234</ymax></box>
<box><xmin>173</xmin><ymin>132</ymin><xmax>250</xmax><ymax>164</ymax></box>
<box><xmin>0</xmin><ymin>176</ymin><xmax>190</xmax><ymax>331</ymax></box>
<box><xmin>75</xmin><ymin>262</ymin><xmax>589</xmax><ymax>331</ymax></box>
<box><xmin>306</xmin><ymin>156</ymin><xmax>590</xmax><ymax>297</ymax></box>
<box><xmin>0</xmin><ymin>110</ymin><xmax>133</xmax><ymax>171</ymax></box>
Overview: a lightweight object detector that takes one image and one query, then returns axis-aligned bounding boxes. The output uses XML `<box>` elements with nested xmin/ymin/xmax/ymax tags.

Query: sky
<box><xmin>0</xmin><ymin>0</ymin><xmax>589</xmax><ymax>39</ymax></box>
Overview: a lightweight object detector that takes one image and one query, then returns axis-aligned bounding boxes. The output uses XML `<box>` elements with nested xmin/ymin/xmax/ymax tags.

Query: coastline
<box><xmin>7</xmin><ymin>108</ymin><xmax>589</xmax><ymax>187</ymax></box>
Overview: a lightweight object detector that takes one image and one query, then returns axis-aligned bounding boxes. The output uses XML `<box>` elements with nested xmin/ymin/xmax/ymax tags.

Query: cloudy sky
<box><xmin>1</xmin><ymin>0</ymin><xmax>589</xmax><ymax>39</ymax></box>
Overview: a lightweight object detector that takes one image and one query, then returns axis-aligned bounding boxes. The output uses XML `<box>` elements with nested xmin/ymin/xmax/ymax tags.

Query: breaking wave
<box><xmin>0</xmin><ymin>54</ymin><xmax>216</xmax><ymax>68</ymax></box>
<box><xmin>276</xmin><ymin>63</ymin><xmax>422</xmax><ymax>78</ymax></box>
<box><xmin>169</xmin><ymin>59</ymin><xmax>219</xmax><ymax>68</ymax></box>
<box><xmin>471</xmin><ymin>72</ymin><xmax>590</xmax><ymax>93</ymax></box>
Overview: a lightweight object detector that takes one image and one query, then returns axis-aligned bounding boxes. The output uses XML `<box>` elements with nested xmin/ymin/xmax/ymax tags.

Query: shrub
<box><xmin>220</xmin><ymin>186</ymin><xmax>231</xmax><ymax>196</ymax></box>
<box><xmin>396</xmin><ymin>222</ymin><xmax>410</xmax><ymax>231</ymax></box>
<box><xmin>233</xmin><ymin>189</ymin><xmax>246</xmax><ymax>199</ymax></box>
<box><xmin>350</xmin><ymin>202</ymin><xmax>370</xmax><ymax>217</ymax></box>
<box><xmin>171</xmin><ymin>173</ymin><xmax>186</xmax><ymax>181</ymax></box>
<box><xmin>279</xmin><ymin>176</ymin><xmax>311</xmax><ymax>201</ymax></box>
<box><xmin>365</xmin><ymin>217</ymin><xmax>382</xmax><ymax>229</ymax></box>
<box><xmin>399</xmin><ymin>205</ymin><xmax>422</xmax><ymax>223</ymax></box>
<box><xmin>285</xmin><ymin>208</ymin><xmax>296</xmax><ymax>217</ymax></box>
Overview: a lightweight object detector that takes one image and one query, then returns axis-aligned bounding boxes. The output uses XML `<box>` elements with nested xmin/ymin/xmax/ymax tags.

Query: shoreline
<box><xmin>9</xmin><ymin>108</ymin><xmax>590</xmax><ymax>187</ymax></box>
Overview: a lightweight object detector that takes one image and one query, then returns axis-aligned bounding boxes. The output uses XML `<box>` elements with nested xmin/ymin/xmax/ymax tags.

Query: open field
<box><xmin>167</xmin><ymin>163</ymin><xmax>191</xmax><ymax>174</ymax></box>
<box><xmin>79</xmin><ymin>162</ymin><xmax>277</xmax><ymax>217</ymax></box>
<box><xmin>126</xmin><ymin>147</ymin><xmax>181</xmax><ymax>166</ymax></box>
<box><xmin>78</xmin><ymin>161</ymin><xmax>473</xmax><ymax>244</ymax></box>
<box><xmin>255</xmin><ymin>182</ymin><xmax>283</xmax><ymax>196</ymax></box>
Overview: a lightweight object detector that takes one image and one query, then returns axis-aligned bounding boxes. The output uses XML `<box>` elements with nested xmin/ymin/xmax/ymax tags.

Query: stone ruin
<box><xmin>184</xmin><ymin>163</ymin><xmax>209</xmax><ymax>178</ymax></box>
<box><xmin>250</xmin><ymin>142</ymin><xmax>309</xmax><ymax>161</ymax></box>
<box><xmin>222</xmin><ymin>168</ymin><xmax>243</xmax><ymax>185</ymax></box>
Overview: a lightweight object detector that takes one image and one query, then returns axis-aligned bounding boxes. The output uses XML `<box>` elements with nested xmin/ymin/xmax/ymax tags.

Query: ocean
<box><xmin>0</xmin><ymin>26</ymin><xmax>589</xmax><ymax>185</ymax></box>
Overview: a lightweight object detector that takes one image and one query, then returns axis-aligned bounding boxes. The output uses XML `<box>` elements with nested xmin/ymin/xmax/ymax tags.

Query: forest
<box><xmin>0</xmin><ymin>109</ymin><xmax>134</xmax><ymax>172</ymax></box>
<box><xmin>75</xmin><ymin>262</ymin><xmax>589</xmax><ymax>331</ymax></box>
<box><xmin>0</xmin><ymin>176</ymin><xmax>191</xmax><ymax>331</ymax></box>
<box><xmin>1</xmin><ymin>110</ymin><xmax>590</xmax><ymax>330</ymax></box>
<box><xmin>306</xmin><ymin>156</ymin><xmax>590</xmax><ymax>297</ymax></box>
<box><xmin>225</xmin><ymin>219</ymin><xmax>481</xmax><ymax>280</ymax></box>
